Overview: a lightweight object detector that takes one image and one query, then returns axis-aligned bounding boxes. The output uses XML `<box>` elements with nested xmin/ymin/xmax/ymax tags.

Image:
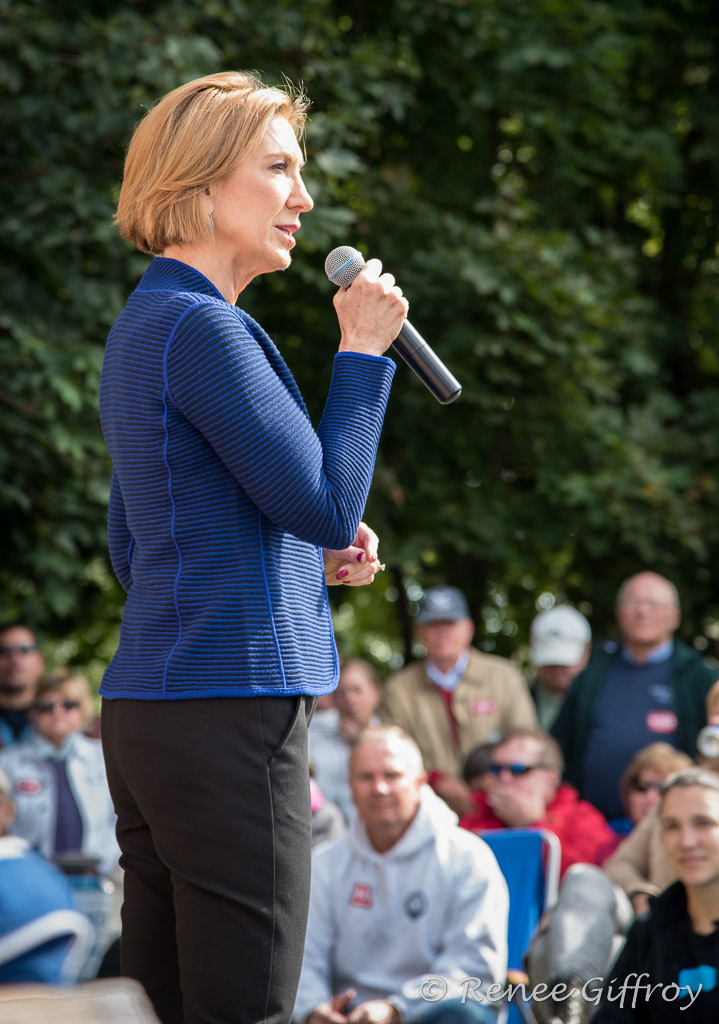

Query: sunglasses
<box><xmin>34</xmin><ymin>700</ymin><xmax>80</xmax><ymax>714</ymax></box>
<box><xmin>0</xmin><ymin>644</ymin><xmax>37</xmax><ymax>656</ymax></box>
<box><xmin>488</xmin><ymin>763</ymin><xmax>548</xmax><ymax>777</ymax></box>
<box><xmin>631</xmin><ymin>780</ymin><xmax>664</xmax><ymax>794</ymax></box>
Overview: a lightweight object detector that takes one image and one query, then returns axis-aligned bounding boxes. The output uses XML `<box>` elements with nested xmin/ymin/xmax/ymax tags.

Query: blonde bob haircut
<box><xmin>115</xmin><ymin>71</ymin><xmax>309</xmax><ymax>256</ymax></box>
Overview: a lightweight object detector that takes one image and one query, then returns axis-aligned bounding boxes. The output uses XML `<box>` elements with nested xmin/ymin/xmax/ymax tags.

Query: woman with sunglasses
<box><xmin>603</xmin><ymin>743</ymin><xmax>695</xmax><ymax>915</ymax></box>
<box><xmin>0</xmin><ymin>668</ymin><xmax>119</xmax><ymax>878</ymax></box>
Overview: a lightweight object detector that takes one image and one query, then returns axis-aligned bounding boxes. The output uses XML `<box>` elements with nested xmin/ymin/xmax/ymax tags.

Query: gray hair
<box><xmin>351</xmin><ymin>725</ymin><xmax>425</xmax><ymax>780</ymax></box>
<box><xmin>492</xmin><ymin>728</ymin><xmax>564</xmax><ymax>775</ymax></box>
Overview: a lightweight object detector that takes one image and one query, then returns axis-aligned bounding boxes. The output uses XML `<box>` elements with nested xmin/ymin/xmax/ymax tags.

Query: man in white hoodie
<box><xmin>294</xmin><ymin>726</ymin><xmax>509</xmax><ymax>1024</ymax></box>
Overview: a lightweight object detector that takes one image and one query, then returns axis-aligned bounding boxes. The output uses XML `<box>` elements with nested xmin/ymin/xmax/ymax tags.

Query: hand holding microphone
<box><xmin>325</xmin><ymin>246</ymin><xmax>462</xmax><ymax>405</ymax></box>
<box><xmin>329</xmin><ymin>254</ymin><xmax>408</xmax><ymax>359</ymax></box>
<box><xmin>698</xmin><ymin>725</ymin><xmax>719</xmax><ymax>759</ymax></box>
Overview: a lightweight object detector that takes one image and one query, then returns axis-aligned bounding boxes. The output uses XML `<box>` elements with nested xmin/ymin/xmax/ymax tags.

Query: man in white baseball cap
<box><xmin>529</xmin><ymin>606</ymin><xmax>592</xmax><ymax>731</ymax></box>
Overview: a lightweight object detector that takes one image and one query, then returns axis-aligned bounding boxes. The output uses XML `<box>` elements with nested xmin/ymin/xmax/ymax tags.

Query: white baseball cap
<box><xmin>530</xmin><ymin>606</ymin><xmax>591</xmax><ymax>667</ymax></box>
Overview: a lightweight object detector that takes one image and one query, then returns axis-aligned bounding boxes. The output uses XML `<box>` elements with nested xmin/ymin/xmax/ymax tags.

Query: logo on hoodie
<box><xmin>404</xmin><ymin>891</ymin><xmax>428</xmax><ymax>919</ymax></box>
<box><xmin>350</xmin><ymin>883</ymin><xmax>373</xmax><ymax>909</ymax></box>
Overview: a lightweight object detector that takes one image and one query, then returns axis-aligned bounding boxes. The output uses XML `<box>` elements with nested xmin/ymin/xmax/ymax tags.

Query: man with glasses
<box><xmin>0</xmin><ymin>623</ymin><xmax>44</xmax><ymax>749</ymax></box>
<box><xmin>551</xmin><ymin>572</ymin><xmax>719</xmax><ymax>823</ymax></box>
<box><xmin>459</xmin><ymin>729</ymin><xmax>615</xmax><ymax>878</ymax></box>
<box><xmin>461</xmin><ymin>730</ymin><xmax>629</xmax><ymax>1024</ymax></box>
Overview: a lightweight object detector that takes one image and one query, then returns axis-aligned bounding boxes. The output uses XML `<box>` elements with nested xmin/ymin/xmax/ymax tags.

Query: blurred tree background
<box><xmin>1</xmin><ymin>0</ymin><xmax>719</xmax><ymax>687</ymax></box>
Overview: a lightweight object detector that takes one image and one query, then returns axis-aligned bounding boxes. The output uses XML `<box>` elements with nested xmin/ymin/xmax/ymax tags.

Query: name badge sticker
<box><xmin>470</xmin><ymin>698</ymin><xmax>498</xmax><ymax>715</ymax></box>
<box><xmin>350</xmin><ymin>882</ymin><xmax>373</xmax><ymax>909</ymax></box>
<box><xmin>646</xmin><ymin>710</ymin><xmax>678</xmax><ymax>734</ymax></box>
<box><xmin>16</xmin><ymin>778</ymin><xmax>43</xmax><ymax>795</ymax></box>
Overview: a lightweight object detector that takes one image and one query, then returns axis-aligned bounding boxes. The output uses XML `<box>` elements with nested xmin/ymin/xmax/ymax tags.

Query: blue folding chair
<box><xmin>0</xmin><ymin>841</ymin><xmax>95</xmax><ymax>984</ymax></box>
<box><xmin>477</xmin><ymin>829</ymin><xmax>561</xmax><ymax>1024</ymax></box>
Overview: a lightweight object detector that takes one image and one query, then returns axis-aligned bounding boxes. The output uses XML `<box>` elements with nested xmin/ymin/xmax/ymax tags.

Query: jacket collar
<box><xmin>349</xmin><ymin>785</ymin><xmax>457</xmax><ymax>862</ymax></box>
<box><xmin>649</xmin><ymin>880</ymin><xmax>719</xmax><ymax>934</ymax></box>
<box><xmin>648</xmin><ymin>880</ymin><xmax>688</xmax><ymax>924</ymax></box>
<box><xmin>29</xmin><ymin>730</ymin><xmax>81</xmax><ymax>761</ymax></box>
<box><xmin>137</xmin><ymin>257</ymin><xmax>310</xmax><ymax>419</ymax></box>
<box><xmin>136</xmin><ymin>257</ymin><xmax>225</xmax><ymax>300</ymax></box>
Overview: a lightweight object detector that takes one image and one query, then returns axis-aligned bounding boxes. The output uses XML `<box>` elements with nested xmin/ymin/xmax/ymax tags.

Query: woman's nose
<box><xmin>291</xmin><ymin>174</ymin><xmax>313</xmax><ymax>212</ymax></box>
<box><xmin>678</xmin><ymin>826</ymin><xmax>696</xmax><ymax>847</ymax></box>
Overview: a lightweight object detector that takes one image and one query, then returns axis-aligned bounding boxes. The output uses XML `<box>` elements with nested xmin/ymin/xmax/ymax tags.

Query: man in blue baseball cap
<box><xmin>382</xmin><ymin>585</ymin><xmax>537</xmax><ymax>816</ymax></box>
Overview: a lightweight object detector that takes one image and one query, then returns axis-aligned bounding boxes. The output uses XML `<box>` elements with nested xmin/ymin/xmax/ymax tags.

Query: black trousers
<box><xmin>101</xmin><ymin>694</ymin><xmax>315</xmax><ymax>1024</ymax></box>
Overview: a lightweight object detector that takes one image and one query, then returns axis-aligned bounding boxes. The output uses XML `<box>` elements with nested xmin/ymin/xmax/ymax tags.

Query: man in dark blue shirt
<box><xmin>552</xmin><ymin>572</ymin><xmax>719</xmax><ymax>823</ymax></box>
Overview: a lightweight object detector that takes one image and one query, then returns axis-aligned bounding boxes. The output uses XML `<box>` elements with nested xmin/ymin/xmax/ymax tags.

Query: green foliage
<box><xmin>2</xmin><ymin>0</ymin><xmax>719</xmax><ymax>681</ymax></box>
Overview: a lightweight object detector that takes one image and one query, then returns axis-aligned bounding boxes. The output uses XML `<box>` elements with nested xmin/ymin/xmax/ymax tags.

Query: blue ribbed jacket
<box><xmin>99</xmin><ymin>258</ymin><xmax>395</xmax><ymax>700</ymax></box>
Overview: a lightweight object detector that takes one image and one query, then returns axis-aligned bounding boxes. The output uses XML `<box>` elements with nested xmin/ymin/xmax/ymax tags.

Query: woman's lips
<box><xmin>275</xmin><ymin>224</ymin><xmax>299</xmax><ymax>246</ymax></box>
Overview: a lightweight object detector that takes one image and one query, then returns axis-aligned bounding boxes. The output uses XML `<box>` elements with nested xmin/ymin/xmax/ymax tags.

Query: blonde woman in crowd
<box><xmin>0</xmin><ymin>669</ymin><xmax>119</xmax><ymax>877</ymax></box>
<box><xmin>604</xmin><ymin>745</ymin><xmax>698</xmax><ymax>914</ymax></box>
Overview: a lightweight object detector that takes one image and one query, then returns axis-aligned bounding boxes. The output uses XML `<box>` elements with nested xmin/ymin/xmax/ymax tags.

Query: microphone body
<box><xmin>324</xmin><ymin>247</ymin><xmax>462</xmax><ymax>405</ymax></box>
<box><xmin>698</xmin><ymin>726</ymin><xmax>719</xmax><ymax>759</ymax></box>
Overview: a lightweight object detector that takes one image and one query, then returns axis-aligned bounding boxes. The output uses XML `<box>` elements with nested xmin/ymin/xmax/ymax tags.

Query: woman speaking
<box><xmin>99</xmin><ymin>71</ymin><xmax>406</xmax><ymax>1024</ymax></box>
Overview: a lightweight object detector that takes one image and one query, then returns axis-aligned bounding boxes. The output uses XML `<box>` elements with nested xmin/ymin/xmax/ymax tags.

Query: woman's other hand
<box><xmin>323</xmin><ymin>522</ymin><xmax>384</xmax><ymax>587</ymax></box>
<box><xmin>334</xmin><ymin>259</ymin><xmax>409</xmax><ymax>358</ymax></box>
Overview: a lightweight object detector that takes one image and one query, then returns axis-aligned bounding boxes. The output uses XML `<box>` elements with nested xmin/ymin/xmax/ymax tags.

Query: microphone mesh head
<box><xmin>324</xmin><ymin>246</ymin><xmax>365</xmax><ymax>287</ymax></box>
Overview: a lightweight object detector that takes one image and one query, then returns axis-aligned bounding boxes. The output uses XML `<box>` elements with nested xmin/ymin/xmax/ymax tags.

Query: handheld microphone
<box><xmin>324</xmin><ymin>246</ymin><xmax>462</xmax><ymax>405</ymax></box>
<box><xmin>698</xmin><ymin>726</ymin><xmax>719</xmax><ymax>759</ymax></box>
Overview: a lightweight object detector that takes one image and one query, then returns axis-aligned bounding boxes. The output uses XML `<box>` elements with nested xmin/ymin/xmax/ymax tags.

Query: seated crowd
<box><xmin>2</xmin><ymin>567</ymin><xmax>719</xmax><ymax>1024</ymax></box>
<box><xmin>0</xmin><ymin>622</ymin><xmax>121</xmax><ymax>984</ymax></box>
<box><xmin>305</xmin><ymin>572</ymin><xmax>719</xmax><ymax>1024</ymax></box>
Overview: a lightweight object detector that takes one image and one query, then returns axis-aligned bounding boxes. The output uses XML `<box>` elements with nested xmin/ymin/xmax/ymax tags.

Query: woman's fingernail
<box><xmin>356</xmin><ymin>552</ymin><xmax>364</xmax><ymax>563</ymax></box>
<box><xmin>337</xmin><ymin>568</ymin><xmax>350</xmax><ymax>579</ymax></box>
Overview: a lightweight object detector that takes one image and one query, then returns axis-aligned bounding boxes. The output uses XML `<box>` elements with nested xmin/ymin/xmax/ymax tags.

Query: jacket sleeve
<box><xmin>294</xmin><ymin>849</ymin><xmax>339</xmax><ymax>1022</ymax></box>
<box><xmin>0</xmin><ymin>745</ymin><xmax>51</xmax><ymax>856</ymax></box>
<box><xmin>546</xmin><ymin>801</ymin><xmax>617</xmax><ymax>877</ymax></box>
<box><xmin>603</xmin><ymin>811</ymin><xmax>662</xmax><ymax>898</ymax></box>
<box><xmin>165</xmin><ymin>303</ymin><xmax>395</xmax><ymax>551</ymax></box>
<box><xmin>107</xmin><ymin>470</ymin><xmax>134</xmax><ymax>591</ymax></box>
<box><xmin>387</xmin><ymin>840</ymin><xmax>509</xmax><ymax>1021</ymax></box>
